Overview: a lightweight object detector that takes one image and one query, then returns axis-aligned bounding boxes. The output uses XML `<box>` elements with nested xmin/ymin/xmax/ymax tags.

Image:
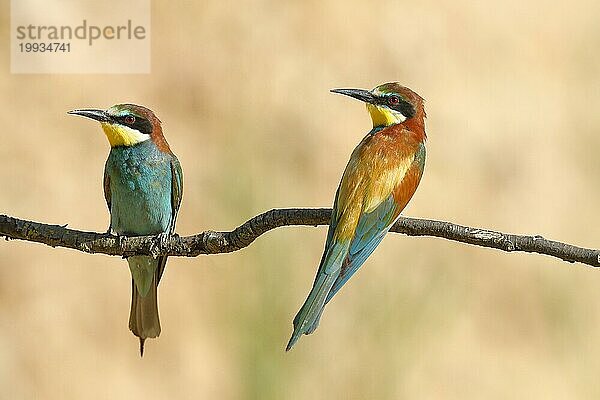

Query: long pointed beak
<box><xmin>67</xmin><ymin>109</ymin><xmax>111</xmax><ymax>123</ymax></box>
<box><xmin>330</xmin><ymin>88</ymin><xmax>375</xmax><ymax>104</ymax></box>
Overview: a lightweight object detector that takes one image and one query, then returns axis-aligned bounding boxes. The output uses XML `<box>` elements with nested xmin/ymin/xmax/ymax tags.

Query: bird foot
<box><xmin>150</xmin><ymin>232</ymin><xmax>170</xmax><ymax>258</ymax></box>
<box><xmin>113</xmin><ymin>234</ymin><xmax>127</xmax><ymax>258</ymax></box>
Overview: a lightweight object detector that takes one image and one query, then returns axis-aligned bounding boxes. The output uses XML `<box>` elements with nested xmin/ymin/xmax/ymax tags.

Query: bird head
<box><xmin>68</xmin><ymin>104</ymin><xmax>169</xmax><ymax>149</ymax></box>
<box><xmin>331</xmin><ymin>82</ymin><xmax>425</xmax><ymax>128</ymax></box>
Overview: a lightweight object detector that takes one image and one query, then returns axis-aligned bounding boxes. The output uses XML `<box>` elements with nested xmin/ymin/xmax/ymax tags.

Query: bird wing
<box><xmin>157</xmin><ymin>156</ymin><xmax>184</xmax><ymax>283</ymax></box>
<box><xmin>303</xmin><ymin>132</ymin><xmax>415</xmax><ymax>299</ymax></box>
<box><xmin>169</xmin><ymin>156</ymin><xmax>184</xmax><ymax>234</ymax></box>
<box><xmin>325</xmin><ymin>142</ymin><xmax>426</xmax><ymax>303</ymax></box>
<box><xmin>325</xmin><ymin>194</ymin><xmax>399</xmax><ymax>303</ymax></box>
<box><xmin>103</xmin><ymin>168</ymin><xmax>111</xmax><ymax>211</ymax></box>
<box><xmin>102</xmin><ymin>166</ymin><xmax>114</xmax><ymax>234</ymax></box>
<box><xmin>293</xmin><ymin>192</ymin><xmax>400</xmax><ymax>341</ymax></box>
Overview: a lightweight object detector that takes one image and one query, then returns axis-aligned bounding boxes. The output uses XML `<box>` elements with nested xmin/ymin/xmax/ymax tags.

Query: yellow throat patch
<box><xmin>366</xmin><ymin>103</ymin><xmax>406</xmax><ymax>127</ymax></box>
<box><xmin>101</xmin><ymin>123</ymin><xmax>150</xmax><ymax>147</ymax></box>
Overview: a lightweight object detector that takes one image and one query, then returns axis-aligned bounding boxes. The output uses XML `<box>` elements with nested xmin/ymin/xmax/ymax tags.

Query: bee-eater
<box><xmin>68</xmin><ymin>104</ymin><xmax>183</xmax><ymax>356</ymax></box>
<box><xmin>287</xmin><ymin>83</ymin><xmax>426</xmax><ymax>350</ymax></box>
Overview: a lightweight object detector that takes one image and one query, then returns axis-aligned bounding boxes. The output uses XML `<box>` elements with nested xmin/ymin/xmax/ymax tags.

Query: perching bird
<box><xmin>68</xmin><ymin>104</ymin><xmax>183</xmax><ymax>356</ymax></box>
<box><xmin>287</xmin><ymin>83</ymin><xmax>426</xmax><ymax>350</ymax></box>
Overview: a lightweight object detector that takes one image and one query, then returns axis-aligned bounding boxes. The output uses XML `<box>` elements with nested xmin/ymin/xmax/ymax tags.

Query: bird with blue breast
<box><xmin>287</xmin><ymin>82</ymin><xmax>427</xmax><ymax>350</ymax></box>
<box><xmin>68</xmin><ymin>104</ymin><xmax>183</xmax><ymax>356</ymax></box>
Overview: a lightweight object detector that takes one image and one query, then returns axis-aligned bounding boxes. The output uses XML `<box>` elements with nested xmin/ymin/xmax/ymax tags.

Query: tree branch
<box><xmin>1</xmin><ymin>210</ymin><xmax>599</xmax><ymax>267</ymax></box>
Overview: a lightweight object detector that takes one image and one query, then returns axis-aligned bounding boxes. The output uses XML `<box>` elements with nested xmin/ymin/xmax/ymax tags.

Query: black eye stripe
<box><xmin>395</xmin><ymin>100</ymin><xmax>415</xmax><ymax>119</ymax></box>
<box><xmin>116</xmin><ymin>115</ymin><xmax>153</xmax><ymax>135</ymax></box>
<box><xmin>375</xmin><ymin>95</ymin><xmax>415</xmax><ymax>119</ymax></box>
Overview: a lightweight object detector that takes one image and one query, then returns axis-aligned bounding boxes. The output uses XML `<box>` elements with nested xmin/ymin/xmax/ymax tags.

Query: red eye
<box><xmin>388</xmin><ymin>96</ymin><xmax>400</xmax><ymax>106</ymax></box>
<box><xmin>124</xmin><ymin>115</ymin><xmax>135</xmax><ymax>124</ymax></box>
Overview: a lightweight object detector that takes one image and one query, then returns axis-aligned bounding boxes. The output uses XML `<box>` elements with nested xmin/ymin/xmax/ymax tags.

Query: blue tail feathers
<box><xmin>286</xmin><ymin>241</ymin><xmax>348</xmax><ymax>350</ymax></box>
<box><xmin>286</xmin><ymin>272</ymin><xmax>338</xmax><ymax>351</ymax></box>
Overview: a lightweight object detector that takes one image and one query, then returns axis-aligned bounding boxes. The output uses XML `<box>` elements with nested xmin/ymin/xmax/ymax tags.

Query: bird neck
<box><xmin>402</xmin><ymin>111</ymin><xmax>427</xmax><ymax>142</ymax></box>
<box><xmin>149</xmin><ymin>125</ymin><xmax>173</xmax><ymax>153</ymax></box>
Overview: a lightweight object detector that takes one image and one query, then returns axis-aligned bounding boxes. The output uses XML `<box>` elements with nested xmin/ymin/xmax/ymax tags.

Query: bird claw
<box><xmin>158</xmin><ymin>232</ymin><xmax>170</xmax><ymax>248</ymax></box>
<box><xmin>150</xmin><ymin>232</ymin><xmax>170</xmax><ymax>258</ymax></box>
<box><xmin>113</xmin><ymin>234</ymin><xmax>128</xmax><ymax>258</ymax></box>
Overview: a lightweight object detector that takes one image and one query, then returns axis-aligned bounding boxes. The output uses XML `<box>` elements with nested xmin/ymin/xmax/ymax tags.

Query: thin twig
<box><xmin>1</xmin><ymin>210</ymin><xmax>598</xmax><ymax>267</ymax></box>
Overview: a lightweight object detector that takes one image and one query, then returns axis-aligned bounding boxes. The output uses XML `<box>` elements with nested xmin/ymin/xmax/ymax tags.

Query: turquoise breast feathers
<box><xmin>105</xmin><ymin>140</ymin><xmax>173</xmax><ymax>235</ymax></box>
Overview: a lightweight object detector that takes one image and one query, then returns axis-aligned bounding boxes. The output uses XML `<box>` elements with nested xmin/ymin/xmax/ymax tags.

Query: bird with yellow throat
<box><xmin>287</xmin><ymin>83</ymin><xmax>426</xmax><ymax>350</ymax></box>
<box><xmin>69</xmin><ymin>104</ymin><xmax>183</xmax><ymax>356</ymax></box>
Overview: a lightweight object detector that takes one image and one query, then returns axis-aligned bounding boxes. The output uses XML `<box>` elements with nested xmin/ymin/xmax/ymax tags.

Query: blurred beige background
<box><xmin>1</xmin><ymin>0</ymin><xmax>600</xmax><ymax>399</ymax></box>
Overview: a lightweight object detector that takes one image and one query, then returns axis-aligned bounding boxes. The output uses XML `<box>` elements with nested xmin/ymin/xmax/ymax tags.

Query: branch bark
<box><xmin>1</xmin><ymin>210</ymin><xmax>599</xmax><ymax>267</ymax></box>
